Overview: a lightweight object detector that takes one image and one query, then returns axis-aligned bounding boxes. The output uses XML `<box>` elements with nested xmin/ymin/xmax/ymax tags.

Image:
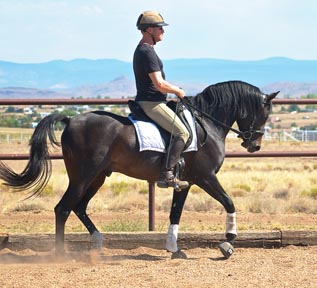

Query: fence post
<box><xmin>148</xmin><ymin>182</ymin><xmax>155</xmax><ymax>231</ymax></box>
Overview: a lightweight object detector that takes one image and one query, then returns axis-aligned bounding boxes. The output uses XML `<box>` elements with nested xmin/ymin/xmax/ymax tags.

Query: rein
<box><xmin>181</xmin><ymin>98</ymin><xmax>264</xmax><ymax>142</ymax></box>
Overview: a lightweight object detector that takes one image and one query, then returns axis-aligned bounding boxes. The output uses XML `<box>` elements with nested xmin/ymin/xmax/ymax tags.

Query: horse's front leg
<box><xmin>196</xmin><ymin>174</ymin><xmax>237</xmax><ymax>259</ymax></box>
<box><xmin>166</xmin><ymin>186</ymin><xmax>190</xmax><ymax>255</ymax></box>
<box><xmin>218</xmin><ymin>211</ymin><xmax>237</xmax><ymax>259</ymax></box>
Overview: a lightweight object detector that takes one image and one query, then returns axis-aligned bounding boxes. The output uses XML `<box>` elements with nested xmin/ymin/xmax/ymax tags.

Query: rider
<box><xmin>133</xmin><ymin>11</ymin><xmax>189</xmax><ymax>190</ymax></box>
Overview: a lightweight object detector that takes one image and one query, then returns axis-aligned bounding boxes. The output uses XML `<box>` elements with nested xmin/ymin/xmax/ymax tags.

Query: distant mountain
<box><xmin>0</xmin><ymin>58</ymin><xmax>132</xmax><ymax>89</ymax></box>
<box><xmin>0</xmin><ymin>76</ymin><xmax>136</xmax><ymax>99</ymax></box>
<box><xmin>0</xmin><ymin>57</ymin><xmax>316</xmax><ymax>98</ymax></box>
<box><xmin>262</xmin><ymin>81</ymin><xmax>317</xmax><ymax>97</ymax></box>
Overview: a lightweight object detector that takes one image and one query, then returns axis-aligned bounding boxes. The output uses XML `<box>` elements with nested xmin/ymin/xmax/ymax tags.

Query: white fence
<box><xmin>263</xmin><ymin>130</ymin><xmax>317</xmax><ymax>142</ymax></box>
<box><xmin>226</xmin><ymin>130</ymin><xmax>317</xmax><ymax>142</ymax></box>
<box><xmin>0</xmin><ymin>133</ymin><xmax>31</xmax><ymax>144</ymax></box>
<box><xmin>292</xmin><ymin>130</ymin><xmax>317</xmax><ymax>142</ymax></box>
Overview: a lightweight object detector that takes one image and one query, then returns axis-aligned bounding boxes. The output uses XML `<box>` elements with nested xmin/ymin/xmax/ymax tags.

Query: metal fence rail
<box><xmin>0</xmin><ymin>98</ymin><xmax>317</xmax><ymax>105</ymax></box>
<box><xmin>1</xmin><ymin>97</ymin><xmax>316</xmax><ymax>159</ymax></box>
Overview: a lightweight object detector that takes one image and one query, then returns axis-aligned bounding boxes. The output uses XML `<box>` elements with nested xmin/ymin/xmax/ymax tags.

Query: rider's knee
<box><xmin>178</xmin><ymin>128</ymin><xmax>189</xmax><ymax>144</ymax></box>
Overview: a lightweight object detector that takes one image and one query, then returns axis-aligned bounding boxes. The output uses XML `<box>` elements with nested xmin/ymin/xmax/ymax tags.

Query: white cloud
<box><xmin>80</xmin><ymin>4</ymin><xmax>103</xmax><ymax>15</ymax></box>
<box><xmin>49</xmin><ymin>83</ymin><xmax>68</xmax><ymax>89</ymax></box>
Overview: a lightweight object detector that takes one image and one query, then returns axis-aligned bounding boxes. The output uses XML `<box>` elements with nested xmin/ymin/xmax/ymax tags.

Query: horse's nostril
<box><xmin>255</xmin><ymin>145</ymin><xmax>261</xmax><ymax>151</ymax></box>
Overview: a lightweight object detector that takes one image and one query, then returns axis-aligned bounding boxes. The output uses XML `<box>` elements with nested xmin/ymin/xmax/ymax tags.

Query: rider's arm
<box><xmin>149</xmin><ymin>71</ymin><xmax>186</xmax><ymax>99</ymax></box>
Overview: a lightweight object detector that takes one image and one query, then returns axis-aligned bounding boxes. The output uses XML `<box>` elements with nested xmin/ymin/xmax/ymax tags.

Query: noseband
<box><xmin>237</xmin><ymin>119</ymin><xmax>265</xmax><ymax>148</ymax></box>
<box><xmin>238</xmin><ymin>128</ymin><xmax>264</xmax><ymax>141</ymax></box>
<box><xmin>238</xmin><ymin>118</ymin><xmax>264</xmax><ymax>139</ymax></box>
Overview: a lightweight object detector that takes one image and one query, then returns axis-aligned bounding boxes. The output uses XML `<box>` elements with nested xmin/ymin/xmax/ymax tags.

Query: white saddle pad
<box><xmin>128</xmin><ymin>108</ymin><xmax>198</xmax><ymax>153</ymax></box>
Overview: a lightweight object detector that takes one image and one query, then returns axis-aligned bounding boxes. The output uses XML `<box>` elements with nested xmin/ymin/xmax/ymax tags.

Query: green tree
<box><xmin>301</xmin><ymin>93</ymin><xmax>317</xmax><ymax>99</ymax></box>
<box><xmin>5</xmin><ymin>106</ymin><xmax>15</xmax><ymax>113</ymax></box>
<box><xmin>287</xmin><ymin>104</ymin><xmax>300</xmax><ymax>113</ymax></box>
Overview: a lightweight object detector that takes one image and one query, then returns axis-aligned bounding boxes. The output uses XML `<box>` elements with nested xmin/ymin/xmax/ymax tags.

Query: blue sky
<box><xmin>1</xmin><ymin>0</ymin><xmax>317</xmax><ymax>63</ymax></box>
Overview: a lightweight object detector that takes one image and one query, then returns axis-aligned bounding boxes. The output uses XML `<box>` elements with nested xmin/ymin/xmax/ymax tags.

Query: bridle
<box><xmin>180</xmin><ymin>98</ymin><xmax>265</xmax><ymax>144</ymax></box>
<box><xmin>237</xmin><ymin>119</ymin><xmax>265</xmax><ymax>148</ymax></box>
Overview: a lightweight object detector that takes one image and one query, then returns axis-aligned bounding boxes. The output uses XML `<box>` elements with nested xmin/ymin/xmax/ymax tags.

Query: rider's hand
<box><xmin>175</xmin><ymin>87</ymin><xmax>186</xmax><ymax>99</ymax></box>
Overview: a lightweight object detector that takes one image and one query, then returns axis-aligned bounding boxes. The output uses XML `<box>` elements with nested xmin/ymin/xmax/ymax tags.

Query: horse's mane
<box><xmin>191</xmin><ymin>81</ymin><xmax>263</xmax><ymax>118</ymax></box>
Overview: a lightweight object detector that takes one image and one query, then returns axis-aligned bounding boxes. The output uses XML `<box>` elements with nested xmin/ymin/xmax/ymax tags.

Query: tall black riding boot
<box><xmin>157</xmin><ymin>137</ymin><xmax>189</xmax><ymax>191</ymax></box>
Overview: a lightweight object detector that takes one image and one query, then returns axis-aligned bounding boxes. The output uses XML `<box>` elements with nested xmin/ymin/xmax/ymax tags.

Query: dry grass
<box><xmin>0</xmin><ymin>137</ymin><xmax>316</xmax><ymax>233</ymax></box>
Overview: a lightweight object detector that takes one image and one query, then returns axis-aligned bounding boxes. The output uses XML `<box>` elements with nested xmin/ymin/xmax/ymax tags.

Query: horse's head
<box><xmin>237</xmin><ymin>91</ymin><xmax>279</xmax><ymax>153</ymax></box>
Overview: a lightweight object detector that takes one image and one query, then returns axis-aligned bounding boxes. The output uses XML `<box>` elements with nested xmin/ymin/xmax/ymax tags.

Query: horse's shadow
<box><xmin>0</xmin><ymin>249</ymin><xmax>227</xmax><ymax>264</ymax></box>
<box><xmin>99</xmin><ymin>253</ymin><xmax>166</xmax><ymax>262</ymax></box>
<box><xmin>0</xmin><ymin>251</ymin><xmax>55</xmax><ymax>264</ymax></box>
<box><xmin>0</xmin><ymin>250</ymin><xmax>168</xmax><ymax>264</ymax></box>
<box><xmin>210</xmin><ymin>256</ymin><xmax>228</xmax><ymax>261</ymax></box>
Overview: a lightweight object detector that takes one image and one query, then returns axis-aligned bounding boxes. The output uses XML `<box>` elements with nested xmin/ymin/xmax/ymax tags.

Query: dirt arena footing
<box><xmin>1</xmin><ymin>230</ymin><xmax>316</xmax><ymax>252</ymax></box>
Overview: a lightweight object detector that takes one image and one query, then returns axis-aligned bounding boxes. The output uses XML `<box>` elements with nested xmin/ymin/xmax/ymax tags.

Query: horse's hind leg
<box><xmin>54</xmin><ymin>183</ymin><xmax>84</xmax><ymax>255</ymax></box>
<box><xmin>73</xmin><ymin>174</ymin><xmax>106</xmax><ymax>250</ymax></box>
<box><xmin>54</xmin><ymin>173</ymin><xmax>106</xmax><ymax>254</ymax></box>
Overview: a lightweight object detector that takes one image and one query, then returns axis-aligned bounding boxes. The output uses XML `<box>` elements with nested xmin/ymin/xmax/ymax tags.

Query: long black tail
<box><xmin>0</xmin><ymin>113</ymin><xmax>69</xmax><ymax>197</ymax></box>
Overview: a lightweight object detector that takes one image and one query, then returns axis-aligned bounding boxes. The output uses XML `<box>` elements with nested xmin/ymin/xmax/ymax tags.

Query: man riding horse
<box><xmin>133</xmin><ymin>11</ymin><xmax>189</xmax><ymax>191</ymax></box>
<box><xmin>0</xmin><ymin>11</ymin><xmax>278</xmax><ymax>259</ymax></box>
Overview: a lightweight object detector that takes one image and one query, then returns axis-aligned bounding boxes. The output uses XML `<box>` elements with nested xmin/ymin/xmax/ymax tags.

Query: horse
<box><xmin>0</xmin><ymin>80</ymin><xmax>278</xmax><ymax>259</ymax></box>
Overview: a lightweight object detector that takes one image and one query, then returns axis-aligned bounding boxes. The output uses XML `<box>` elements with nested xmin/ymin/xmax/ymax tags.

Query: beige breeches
<box><xmin>138</xmin><ymin>101</ymin><xmax>189</xmax><ymax>143</ymax></box>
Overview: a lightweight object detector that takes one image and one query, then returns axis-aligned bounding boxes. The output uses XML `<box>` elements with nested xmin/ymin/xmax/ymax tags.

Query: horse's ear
<box><xmin>266</xmin><ymin>91</ymin><xmax>279</xmax><ymax>102</ymax></box>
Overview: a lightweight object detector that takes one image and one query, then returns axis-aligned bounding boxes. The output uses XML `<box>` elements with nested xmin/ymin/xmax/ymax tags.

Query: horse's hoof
<box><xmin>91</xmin><ymin>231</ymin><xmax>103</xmax><ymax>250</ymax></box>
<box><xmin>55</xmin><ymin>248</ymin><xmax>66</xmax><ymax>261</ymax></box>
<box><xmin>171</xmin><ymin>249</ymin><xmax>188</xmax><ymax>259</ymax></box>
<box><xmin>219</xmin><ymin>241</ymin><xmax>234</xmax><ymax>259</ymax></box>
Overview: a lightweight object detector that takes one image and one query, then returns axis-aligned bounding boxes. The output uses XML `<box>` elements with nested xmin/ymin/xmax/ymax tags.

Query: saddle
<box><xmin>128</xmin><ymin>100</ymin><xmax>194</xmax><ymax>150</ymax></box>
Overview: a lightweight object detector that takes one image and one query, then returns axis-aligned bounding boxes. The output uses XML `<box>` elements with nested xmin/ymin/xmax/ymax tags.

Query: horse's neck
<box><xmin>192</xmin><ymin>92</ymin><xmax>237</xmax><ymax>120</ymax></box>
<box><xmin>203</xmin><ymin>108</ymin><xmax>237</xmax><ymax>138</ymax></box>
<box><xmin>216</xmin><ymin>118</ymin><xmax>236</xmax><ymax>139</ymax></box>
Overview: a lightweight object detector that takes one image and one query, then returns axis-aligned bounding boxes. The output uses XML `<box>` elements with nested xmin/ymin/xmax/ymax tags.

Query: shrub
<box><xmin>40</xmin><ymin>184</ymin><xmax>55</xmax><ymax>197</ymax></box>
<box><xmin>12</xmin><ymin>202</ymin><xmax>45</xmax><ymax>212</ymax></box>
<box><xmin>301</xmin><ymin>188</ymin><xmax>317</xmax><ymax>199</ymax></box>
<box><xmin>110</xmin><ymin>181</ymin><xmax>129</xmax><ymax>196</ymax></box>
<box><xmin>190</xmin><ymin>186</ymin><xmax>204</xmax><ymax>194</ymax></box>
<box><xmin>101</xmin><ymin>218</ymin><xmax>147</xmax><ymax>232</ymax></box>
<box><xmin>231</xmin><ymin>189</ymin><xmax>246</xmax><ymax>197</ymax></box>
<box><xmin>248</xmin><ymin>202</ymin><xmax>262</xmax><ymax>213</ymax></box>
<box><xmin>287</xmin><ymin>203</ymin><xmax>310</xmax><ymax>213</ymax></box>
<box><xmin>235</xmin><ymin>184</ymin><xmax>251</xmax><ymax>192</ymax></box>
<box><xmin>138</xmin><ymin>188</ymin><xmax>148</xmax><ymax>195</ymax></box>
<box><xmin>273</xmin><ymin>189</ymin><xmax>289</xmax><ymax>200</ymax></box>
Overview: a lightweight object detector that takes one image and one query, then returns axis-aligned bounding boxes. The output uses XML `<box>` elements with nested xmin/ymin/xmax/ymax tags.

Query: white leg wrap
<box><xmin>166</xmin><ymin>224</ymin><xmax>179</xmax><ymax>253</ymax></box>
<box><xmin>226</xmin><ymin>212</ymin><xmax>237</xmax><ymax>235</ymax></box>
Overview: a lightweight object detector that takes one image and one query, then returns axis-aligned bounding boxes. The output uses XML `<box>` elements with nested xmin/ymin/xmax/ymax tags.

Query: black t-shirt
<box><xmin>133</xmin><ymin>44</ymin><xmax>167</xmax><ymax>102</ymax></box>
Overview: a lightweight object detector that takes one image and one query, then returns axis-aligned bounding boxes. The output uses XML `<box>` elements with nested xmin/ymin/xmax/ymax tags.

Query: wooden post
<box><xmin>148</xmin><ymin>182</ymin><xmax>155</xmax><ymax>231</ymax></box>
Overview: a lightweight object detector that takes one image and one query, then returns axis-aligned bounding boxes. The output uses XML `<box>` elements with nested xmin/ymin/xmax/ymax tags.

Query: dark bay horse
<box><xmin>0</xmin><ymin>81</ymin><xmax>278</xmax><ymax>258</ymax></box>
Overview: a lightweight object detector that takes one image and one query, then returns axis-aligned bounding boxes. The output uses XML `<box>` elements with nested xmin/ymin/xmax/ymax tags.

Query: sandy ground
<box><xmin>0</xmin><ymin>246</ymin><xmax>316</xmax><ymax>288</ymax></box>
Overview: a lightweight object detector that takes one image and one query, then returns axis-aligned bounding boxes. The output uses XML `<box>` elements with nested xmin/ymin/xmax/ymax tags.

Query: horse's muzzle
<box><xmin>241</xmin><ymin>140</ymin><xmax>261</xmax><ymax>153</ymax></box>
<box><xmin>247</xmin><ymin>144</ymin><xmax>261</xmax><ymax>153</ymax></box>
